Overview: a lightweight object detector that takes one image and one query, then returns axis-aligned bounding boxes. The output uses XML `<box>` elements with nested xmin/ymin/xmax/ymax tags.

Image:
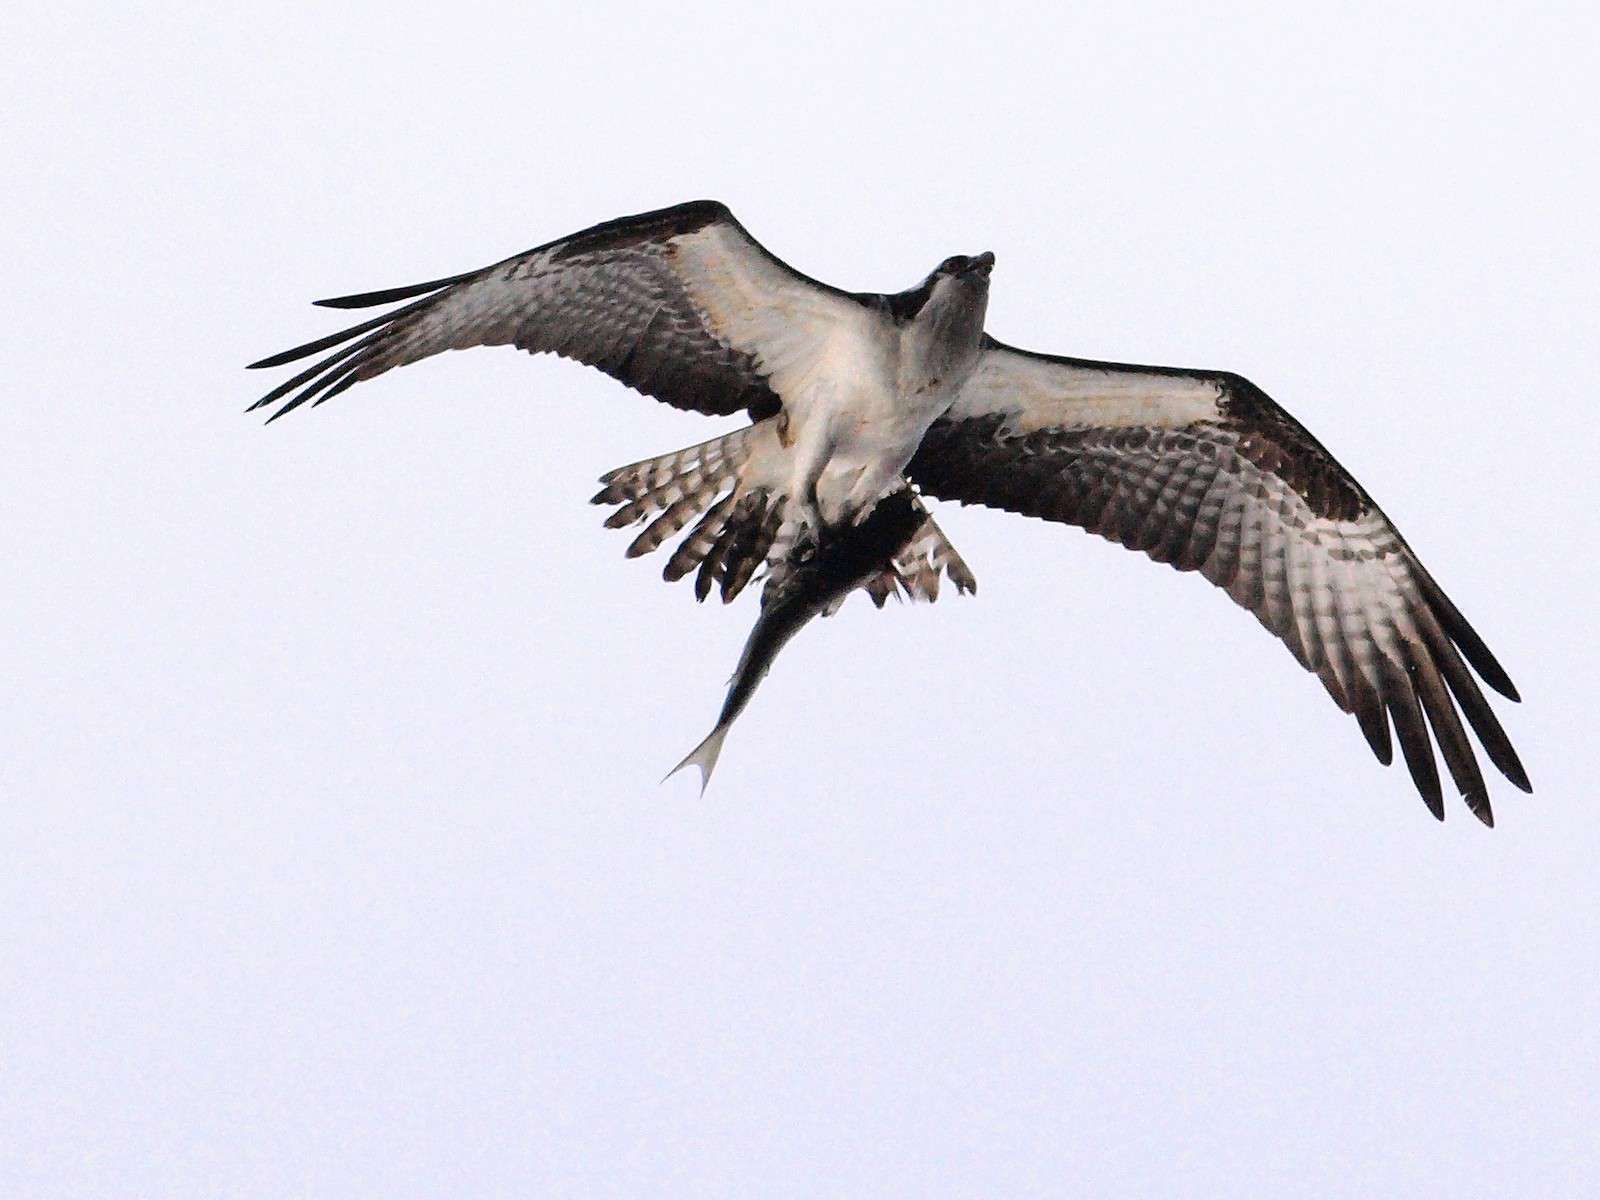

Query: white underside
<box><xmin>675</xmin><ymin>226</ymin><xmax>961</xmax><ymax>529</ymax></box>
<box><xmin>727</xmin><ymin>338</ymin><xmax>967</xmax><ymax>536</ymax></box>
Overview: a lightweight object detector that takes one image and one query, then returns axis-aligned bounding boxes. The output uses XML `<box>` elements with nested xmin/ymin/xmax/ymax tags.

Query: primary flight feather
<box><xmin>248</xmin><ymin>200</ymin><xmax>1529</xmax><ymax>823</ymax></box>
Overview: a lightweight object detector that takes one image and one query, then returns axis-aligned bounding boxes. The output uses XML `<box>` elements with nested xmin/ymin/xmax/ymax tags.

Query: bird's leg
<box><xmin>833</xmin><ymin>462</ymin><xmax>898</xmax><ymax>527</ymax></box>
<box><xmin>780</xmin><ymin>412</ymin><xmax>837</xmax><ymax>550</ymax></box>
<box><xmin>794</xmin><ymin>483</ymin><xmax>824</xmax><ymax>558</ymax></box>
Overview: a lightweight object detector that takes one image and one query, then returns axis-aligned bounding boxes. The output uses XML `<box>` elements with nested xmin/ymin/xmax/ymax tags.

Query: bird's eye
<box><xmin>940</xmin><ymin>256</ymin><xmax>967</xmax><ymax>275</ymax></box>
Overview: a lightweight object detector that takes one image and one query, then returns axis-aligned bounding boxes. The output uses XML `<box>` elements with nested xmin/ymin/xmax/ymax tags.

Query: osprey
<box><xmin>249</xmin><ymin>200</ymin><xmax>1530</xmax><ymax>823</ymax></box>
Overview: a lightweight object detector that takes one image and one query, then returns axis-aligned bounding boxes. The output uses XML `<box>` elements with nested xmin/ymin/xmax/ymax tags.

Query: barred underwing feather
<box><xmin>909</xmin><ymin>341</ymin><xmax>1528</xmax><ymax>822</ymax></box>
<box><xmin>247</xmin><ymin>200</ymin><xmax>878</xmax><ymax>424</ymax></box>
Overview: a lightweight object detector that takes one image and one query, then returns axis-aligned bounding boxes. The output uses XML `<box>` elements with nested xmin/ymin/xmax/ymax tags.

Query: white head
<box><xmin>894</xmin><ymin>251</ymin><xmax>994</xmax><ymax>383</ymax></box>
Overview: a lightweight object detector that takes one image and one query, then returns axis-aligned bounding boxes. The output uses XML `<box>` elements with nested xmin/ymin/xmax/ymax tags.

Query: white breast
<box><xmin>808</xmin><ymin>329</ymin><xmax>971</xmax><ymax>526</ymax></box>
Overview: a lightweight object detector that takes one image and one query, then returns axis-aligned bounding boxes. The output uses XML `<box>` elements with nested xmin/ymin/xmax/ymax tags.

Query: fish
<box><xmin>666</xmin><ymin>489</ymin><xmax>930</xmax><ymax>792</ymax></box>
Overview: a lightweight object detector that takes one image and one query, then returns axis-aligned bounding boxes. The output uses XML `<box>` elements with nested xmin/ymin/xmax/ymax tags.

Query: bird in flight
<box><xmin>248</xmin><ymin>200</ymin><xmax>1529</xmax><ymax>823</ymax></box>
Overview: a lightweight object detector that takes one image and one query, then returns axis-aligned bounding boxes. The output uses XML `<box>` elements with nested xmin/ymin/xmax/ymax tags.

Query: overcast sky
<box><xmin>5</xmin><ymin>4</ymin><xmax>1597</xmax><ymax>1196</ymax></box>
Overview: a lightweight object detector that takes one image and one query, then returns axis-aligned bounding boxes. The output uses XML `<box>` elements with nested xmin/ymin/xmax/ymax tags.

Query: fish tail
<box><xmin>663</xmin><ymin>723</ymin><xmax>733</xmax><ymax>796</ymax></box>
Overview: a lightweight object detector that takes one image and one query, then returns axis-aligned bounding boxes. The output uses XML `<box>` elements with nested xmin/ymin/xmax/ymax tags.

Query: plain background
<box><xmin>5</xmin><ymin>4</ymin><xmax>1596</xmax><ymax>1196</ymax></box>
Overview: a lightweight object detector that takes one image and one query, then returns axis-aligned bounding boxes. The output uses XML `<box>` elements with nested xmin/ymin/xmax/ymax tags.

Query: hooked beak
<box><xmin>968</xmin><ymin>251</ymin><xmax>995</xmax><ymax>277</ymax></box>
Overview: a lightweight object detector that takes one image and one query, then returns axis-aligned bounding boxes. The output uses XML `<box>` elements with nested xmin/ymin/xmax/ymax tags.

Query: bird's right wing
<box><xmin>247</xmin><ymin>200</ymin><xmax>880</xmax><ymax>423</ymax></box>
<box><xmin>907</xmin><ymin>339</ymin><xmax>1530</xmax><ymax>823</ymax></box>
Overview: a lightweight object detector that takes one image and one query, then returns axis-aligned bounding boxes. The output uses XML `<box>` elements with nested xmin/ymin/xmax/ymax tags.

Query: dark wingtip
<box><xmin>244</xmin><ymin>307</ymin><xmax>402</xmax><ymax>373</ymax></box>
<box><xmin>1466</xmin><ymin>790</ymin><xmax>1496</xmax><ymax>828</ymax></box>
<box><xmin>1490</xmin><ymin>731</ymin><xmax>1532</xmax><ymax>793</ymax></box>
<box><xmin>312</xmin><ymin>270</ymin><xmax>476</xmax><ymax>309</ymax></box>
<box><xmin>1414</xmin><ymin>567</ymin><xmax>1521</xmax><ymax>701</ymax></box>
<box><xmin>310</xmin><ymin>373</ymin><xmax>359</xmax><ymax>408</ymax></box>
<box><xmin>248</xmin><ymin>347</ymin><xmax>306</xmax><ymax>370</ymax></box>
<box><xmin>1355</xmin><ymin>705</ymin><xmax>1394</xmax><ymax>766</ymax></box>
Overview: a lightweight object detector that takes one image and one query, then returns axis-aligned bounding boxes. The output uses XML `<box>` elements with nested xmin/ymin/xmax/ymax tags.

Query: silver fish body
<box><xmin>667</xmin><ymin>490</ymin><xmax>928</xmax><ymax>791</ymax></box>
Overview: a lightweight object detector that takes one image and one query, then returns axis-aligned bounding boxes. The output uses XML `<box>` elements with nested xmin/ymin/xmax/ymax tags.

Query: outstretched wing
<box><xmin>907</xmin><ymin>338</ymin><xmax>1530</xmax><ymax>823</ymax></box>
<box><xmin>247</xmin><ymin>200</ymin><xmax>877</xmax><ymax>423</ymax></box>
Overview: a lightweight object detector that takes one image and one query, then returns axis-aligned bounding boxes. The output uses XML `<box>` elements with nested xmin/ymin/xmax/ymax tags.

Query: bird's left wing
<box><xmin>247</xmin><ymin>200</ymin><xmax>877</xmax><ymax>423</ymax></box>
<box><xmin>906</xmin><ymin>338</ymin><xmax>1530</xmax><ymax>823</ymax></box>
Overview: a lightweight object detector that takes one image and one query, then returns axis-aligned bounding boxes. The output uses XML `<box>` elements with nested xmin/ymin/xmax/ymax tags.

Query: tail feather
<box><xmin>721</xmin><ymin>502</ymin><xmax>784</xmax><ymax>602</ymax></box>
<box><xmin>696</xmin><ymin>500</ymin><xmax>757</xmax><ymax>602</ymax></box>
<box><xmin>665</xmin><ymin>493</ymin><xmax>741</xmax><ymax>581</ymax></box>
<box><xmin>597</xmin><ymin>421</ymin><xmax>782</xmax><ymax>604</ymax></box>
<box><xmin>626</xmin><ymin>495</ymin><xmax>702</xmax><ymax>558</ymax></box>
<box><xmin>594</xmin><ymin>427</ymin><xmax>978</xmax><ymax>614</ymax></box>
<box><xmin>859</xmin><ymin>502</ymin><xmax>978</xmax><ymax>608</ymax></box>
<box><xmin>592</xmin><ymin>425</ymin><xmax>758</xmax><ymax>507</ymax></box>
<box><xmin>664</xmin><ymin>723</ymin><xmax>732</xmax><ymax>795</ymax></box>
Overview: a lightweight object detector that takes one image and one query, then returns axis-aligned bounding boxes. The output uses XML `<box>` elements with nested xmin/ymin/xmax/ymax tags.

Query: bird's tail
<box><xmin>861</xmin><ymin>497</ymin><xmax>980</xmax><ymax>607</ymax></box>
<box><xmin>592</xmin><ymin>419</ymin><xmax>787</xmax><ymax>603</ymax></box>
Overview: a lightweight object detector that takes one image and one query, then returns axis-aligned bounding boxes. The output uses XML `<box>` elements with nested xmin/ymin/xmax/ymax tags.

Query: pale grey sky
<box><xmin>5</xmin><ymin>3</ymin><xmax>1597</xmax><ymax>1196</ymax></box>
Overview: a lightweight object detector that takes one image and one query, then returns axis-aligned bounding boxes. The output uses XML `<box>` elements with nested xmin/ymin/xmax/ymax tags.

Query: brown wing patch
<box><xmin>546</xmin><ymin>200</ymin><xmax>729</xmax><ymax>263</ymax></box>
<box><xmin>1216</xmin><ymin>374</ymin><xmax>1368</xmax><ymax>522</ymax></box>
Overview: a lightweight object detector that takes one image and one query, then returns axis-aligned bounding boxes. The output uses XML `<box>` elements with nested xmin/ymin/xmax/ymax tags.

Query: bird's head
<box><xmin>921</xmin><ymin>252</ymin><xmax>995</xmax><ymax>311</ymax></box>
<box><xmin>890</xmin><ymin>251</ymin><xmax>996</xmax><ymax>325</ymax></box>
<box><xmin>899</xmin><ymin>250</ymin><xmax>994</xmax><ymax>362</ymax></box>
<box><xmin>932</xmin><ymin>251</ymin><xmax>996</xmax><ymax>282</ymax></box>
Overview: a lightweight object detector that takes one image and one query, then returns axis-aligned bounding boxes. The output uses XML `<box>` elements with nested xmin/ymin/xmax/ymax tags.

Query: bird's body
<box><xmin>249</xmin><ymin>200</ymin><xmax>1530</xmax><ymax>823</ymax></box>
